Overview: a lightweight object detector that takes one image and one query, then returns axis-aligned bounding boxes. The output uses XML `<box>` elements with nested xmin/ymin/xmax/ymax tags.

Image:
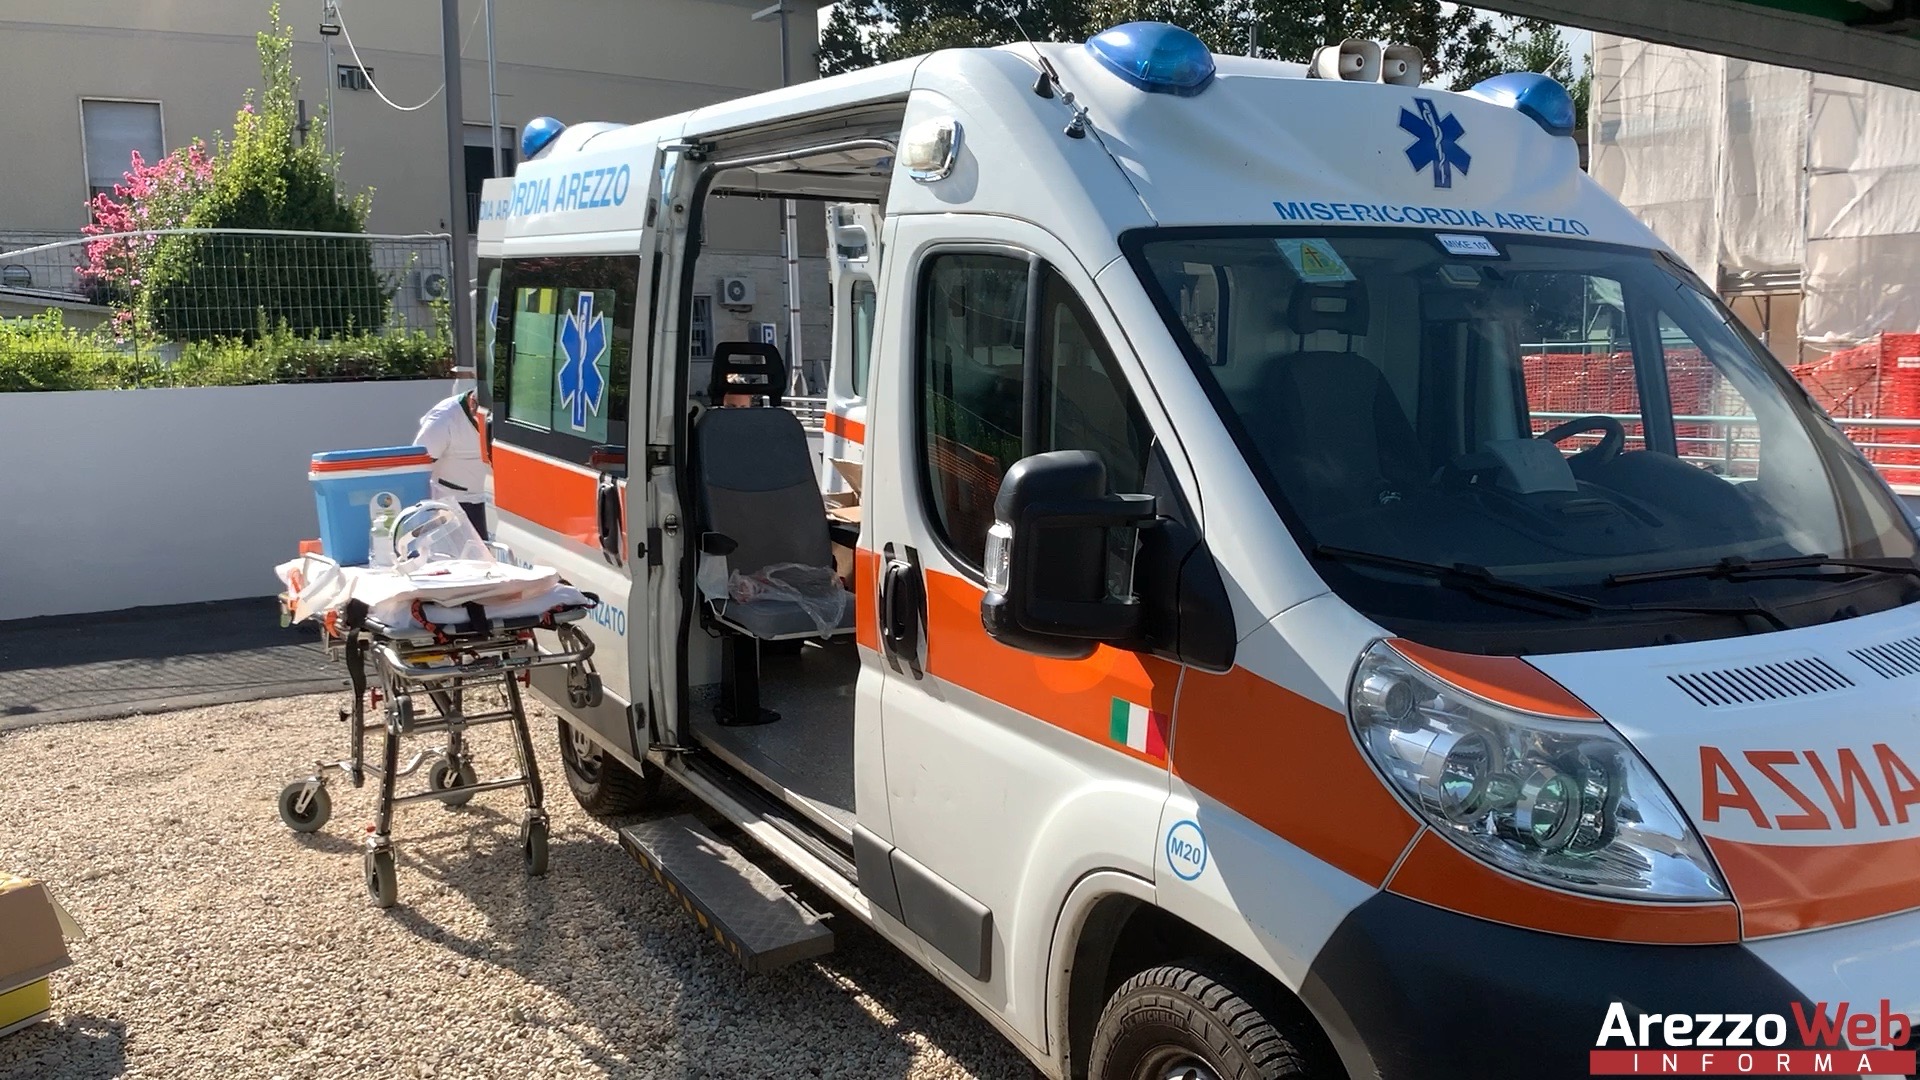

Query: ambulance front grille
<box><xmin>1849</xmin><ymin>634</ymin><xmax>1920</xmax><ymax>680</ymax></box>
<box><xmin>1667</xmin><ymin>658</ymin><xmax>1853</xmax><ymax>706</ymax></box>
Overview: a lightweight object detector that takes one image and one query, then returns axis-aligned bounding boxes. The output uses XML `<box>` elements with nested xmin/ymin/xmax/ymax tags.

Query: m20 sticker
<box><xmin>1166</xmin><ymin>820</ymin><xmax>1208</xmax><ymax>881</ymax></box>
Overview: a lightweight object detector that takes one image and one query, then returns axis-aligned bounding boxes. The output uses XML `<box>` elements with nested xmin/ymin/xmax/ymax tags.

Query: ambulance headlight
<box><xmin>1348</xmin><ymin>640</ymin><xmax>1727</xmax><ymax>901</ymax></box>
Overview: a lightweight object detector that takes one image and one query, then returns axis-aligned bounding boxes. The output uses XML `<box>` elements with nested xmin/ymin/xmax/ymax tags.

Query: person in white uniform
<box><xmin>413</xmin><ymin>388</ymin><xmax>491</xmax><ymax>540</ymax></box>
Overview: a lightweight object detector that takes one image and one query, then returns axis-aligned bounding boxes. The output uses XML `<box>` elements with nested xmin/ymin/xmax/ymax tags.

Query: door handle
<box><xmin>595</xmin><ymin>473</ymin><xmax>623</xmax><ymax>566</ymax></box>
<box><xmin>879</xmin><ymin>543</ymin><xmax>924</xmax><ymax>679</ymax></box>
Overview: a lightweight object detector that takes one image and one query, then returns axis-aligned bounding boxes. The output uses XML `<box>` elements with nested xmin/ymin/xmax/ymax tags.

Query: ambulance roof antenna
<box><xmin>1010</xmin><ymin>16</ymin><xmax>1090</xmax><ymax>138</ymax></box>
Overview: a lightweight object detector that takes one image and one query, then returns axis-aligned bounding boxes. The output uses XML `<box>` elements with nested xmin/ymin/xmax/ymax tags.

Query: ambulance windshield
<box><xmin>1127</xmin><ymin>228</ymin><xmax>1920</xmax><ymax>652</ymax></box>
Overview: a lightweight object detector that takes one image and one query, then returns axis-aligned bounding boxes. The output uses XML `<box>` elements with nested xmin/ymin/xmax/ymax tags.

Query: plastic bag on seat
<box><xmin>726</xmin><ymin>562</ymin><xmax>850</xmax><ymax>636</ymax></box>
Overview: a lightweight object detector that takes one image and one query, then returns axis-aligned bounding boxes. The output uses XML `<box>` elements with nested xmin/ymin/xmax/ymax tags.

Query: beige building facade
<box><xmin>0</xmin><ymin>0</ymin><xmax>832</xmax><ymax>368</ymax></box>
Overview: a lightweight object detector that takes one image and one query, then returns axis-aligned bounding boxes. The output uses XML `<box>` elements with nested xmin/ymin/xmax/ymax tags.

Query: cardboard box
<box><xmin>830</xmin><ymin>458</ymin><xmax>863</xmax><ymax>497</ymax></box>
<box><xmin>0</xmin><ymin>876</ymin><xmax>78</xmax><ymax>1038</ymax></box>
<box><xmin>0</xmin><ymin>981</ymin><xmax>51</xmax><ymax>1040</ymax></box>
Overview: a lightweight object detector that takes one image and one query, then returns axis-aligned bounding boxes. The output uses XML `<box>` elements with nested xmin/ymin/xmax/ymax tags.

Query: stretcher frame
<box><xmin>275</xmin><ymin>599</ymin><xmax>601</xmax><ymax>908</ymax></box>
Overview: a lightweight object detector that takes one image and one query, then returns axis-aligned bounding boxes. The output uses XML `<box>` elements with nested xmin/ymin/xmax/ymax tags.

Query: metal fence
<box><xmin>1533</xmin><ymin>410</ymin><xmax>1920</xmax><ymax>489</ymax></box>
<box><xmin>0</xmin><ymin>229</ymin><xmax>453</xmax><ymax>387</ymax></box>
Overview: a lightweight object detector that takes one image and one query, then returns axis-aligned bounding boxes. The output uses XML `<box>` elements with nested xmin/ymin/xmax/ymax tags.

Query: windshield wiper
<box><xmin>1605</xmin><ymin>554</ymin><xmax>1920</xmax><ymax>588</ymax></box>
<box><xmin>1313</xmin><ymin>544</ymin><xmax>1792</xmax><ymax>630</ymax></box>
<box><xmin>1313</xmin><ymin>545</ymin><xmax>1602</xmax><ymax>618</ymax></box>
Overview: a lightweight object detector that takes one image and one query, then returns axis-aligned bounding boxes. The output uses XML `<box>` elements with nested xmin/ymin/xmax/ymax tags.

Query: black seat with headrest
<box><xmin>1237</xmin><ymin>280</ymin><xmax>1426</xmax><ymax>516</ymax></box>
<box><xmin>708</xmin><ymin>341</ymin><xmax>786</xmax><ymax>405</ymax></box>
<box><xmin>693</xmin><ymin>387</ymin><xmax>853</xmax><ymax>641</ymax></box>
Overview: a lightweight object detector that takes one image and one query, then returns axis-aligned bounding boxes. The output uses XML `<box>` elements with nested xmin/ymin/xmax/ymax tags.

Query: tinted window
<box><xmin>919</xmin><ymin>252</ymin><xmax>1152</xmax><ymax>568</ymax></box>
<box><xmin>490</xmin><ymin>256</ymin><xmax>637</xmax><ymax>462</ymax></box>
<box><xmin>850</xmin><ymin>279</ymin><xmax>877</xmax><ymax>397</ymax></box>
<box><xmin>1128</xmin><ymin>228</ymin><xmax>1919</xmax><ymax>651</ymax></box>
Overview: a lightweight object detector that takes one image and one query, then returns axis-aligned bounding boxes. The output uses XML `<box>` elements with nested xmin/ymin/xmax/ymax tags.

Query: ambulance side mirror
<box><xmin>981</xmin><ymin>451</ymin><xmax>1156</xmax><ymax>659</ymax></box>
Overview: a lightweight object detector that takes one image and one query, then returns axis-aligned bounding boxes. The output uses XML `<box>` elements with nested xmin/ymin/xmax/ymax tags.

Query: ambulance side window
<box><xmin>490</xmin><ymin>255</ymin><xmax>638</xmax><ymax>464</ymax></box>
<box><xmin>478</xmin><ymin>263</ymin><xmax>501</xmax><ymax>394</ymax></box>
<box><xmin>918</xmin><ymin>252</ymin><xmax>1152</xmax><ymax>568</ymax></box>
<box><xmin>850</xmin><ymin>279</ymin><xmax>877</xmax><ymax>397</ymax></box>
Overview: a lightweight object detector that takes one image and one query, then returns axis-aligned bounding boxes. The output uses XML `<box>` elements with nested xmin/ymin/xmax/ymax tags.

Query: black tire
<box><xmin>557</xmin><ymin>718</ymin><xmax>662</xmax><ymax>816</ymax></box>
<box><xmin>1088</xmin><ymin>962</ymin><xmax>1333</xmax><ymax>1080</ymax></box>
<box><xmin>523</xmin><ymin>818</ymin><xmax>550</xmax><ymax>876</ymax></box>
<box><xmin>364</xmin><ymin>849</ymin><xmax>397</xmax><ymax>909</ymax></box>
<box><xmin>277</xmin><ymin>782</ymin><xmax>331</xmax><ymax>833</ymax></box>
<box><xmin>428</xmin><ymin>759</ymin><xmax>478</xmax><ymax>808</ymax></box>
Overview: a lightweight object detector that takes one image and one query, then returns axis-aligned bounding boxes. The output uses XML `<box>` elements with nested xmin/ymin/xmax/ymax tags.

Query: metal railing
<box><xmin>1532</xmin><ymin>410</ymin><xmax>1920</xmax><ymax>484</ymax></box>
<box><xmin>0</xmin><ymin>229</ymin><xmax>453</xmax><ymax>388</ymax></box>
<box><xmin>785</xmin><ymin>394</ymin><xmax>827</xmax><ymax>431</ymax></box>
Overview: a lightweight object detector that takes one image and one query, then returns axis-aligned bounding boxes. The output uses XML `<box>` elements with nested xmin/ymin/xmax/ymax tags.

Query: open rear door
<box><xmin>820</xmin><ymin>203</ymin><xmax>882</xmax><ymax>496</ymax></box>
<box><xmin>487</xmin><ymin>144</ymin><xmax>663</xmax><ymax>767</ymax></box>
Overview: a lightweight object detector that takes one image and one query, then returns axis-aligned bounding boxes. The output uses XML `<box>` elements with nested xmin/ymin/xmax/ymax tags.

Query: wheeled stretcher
<box><xmin>274</xmin><ymin>587</ymin><xmax>601</xmax><ymax>908</ymax></box>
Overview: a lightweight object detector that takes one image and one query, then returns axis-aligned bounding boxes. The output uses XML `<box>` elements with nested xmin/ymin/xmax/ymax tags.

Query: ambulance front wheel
<box><xmin>558</xmin><ymin>718</ymin><xmax>663</xmax><ymax>816</ymax></box>
<box><xmin>1088</xmin><ymin>962</ymin><xmax>1330</xmax><ymax>1080</ymax></box>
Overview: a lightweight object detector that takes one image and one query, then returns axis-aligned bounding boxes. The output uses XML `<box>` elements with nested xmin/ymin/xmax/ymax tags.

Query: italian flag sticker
<box><xmin>1108</xmin><ymin>698</ymin><xmax>1168</xmax><ymax>758</ymax></box>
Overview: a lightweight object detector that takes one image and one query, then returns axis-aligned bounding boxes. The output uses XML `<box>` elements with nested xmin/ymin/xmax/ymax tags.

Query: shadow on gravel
<box><xmin>0</xmin><ymin>1014</ymin><xmax>129</xmax><ymax>1080</ymax></box>
<box><xmin>372</xmin><ymin>797</ymin><xmax>1031</xmax><ymax>1080</ymax></box>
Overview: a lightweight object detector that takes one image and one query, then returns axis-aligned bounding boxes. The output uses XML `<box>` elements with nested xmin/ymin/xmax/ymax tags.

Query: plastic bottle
<box><xmin>368</xmin><ymin>492</ymin><xmax>401</xmax><ymax>568</ymax></box>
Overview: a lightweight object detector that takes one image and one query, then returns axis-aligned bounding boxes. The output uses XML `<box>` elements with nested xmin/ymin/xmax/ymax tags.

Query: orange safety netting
<box><xmin>1790</xmin><ymin>333</ymin><xmax>1920</xmax><ymax>476</ymax></box>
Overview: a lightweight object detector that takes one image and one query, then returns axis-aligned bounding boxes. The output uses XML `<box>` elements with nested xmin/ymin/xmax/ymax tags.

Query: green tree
<box><xmin>820</xmin><ymin>0</ymin><xmax>1556</xmax><ymax>91</ymax></box>
<box><xmin>144</xmin><ymin>4</ymin><xmax>386</xmax><ymax>341</ymax></box>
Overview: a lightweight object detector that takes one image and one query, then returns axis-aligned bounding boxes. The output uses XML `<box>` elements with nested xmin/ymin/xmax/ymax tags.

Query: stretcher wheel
<box><xmin>276</xmin><ymin>782</ymin><xmax>331</xmax><ymax>833</ymax></box>
<box><xmin>522</xmin><ymin>818</ymin><xmax>550</xmax><ymax>877</ymax></box>
<box><xmin>568</xmin><ymin>670</ymin><xmax>604</xmax><ymax>709</ymax></box>
<box><xmin>390</xmin><ymin>697</ymin><xmax>416</xmax><ymax>734</ymax></box>
<box><xmin>428</xmin><ymin>760</ymin><xmax>478</xmax><ymax>808</ymax></box>
<box><xmin>364</xmin><ymin>848</ymin><xmax>397</xmax><ymax>908</ymax></box>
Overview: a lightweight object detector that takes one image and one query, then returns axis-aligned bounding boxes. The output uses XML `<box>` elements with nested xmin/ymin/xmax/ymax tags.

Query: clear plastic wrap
<box><xmin>388</xmin><ymin>500</ymin><xmax>495</xmax><ymax>573</ymax></box>
<box><xmin>726</xmin><ymin>562</ymin><xmax>850</xmax><ymax>636</ymax></box>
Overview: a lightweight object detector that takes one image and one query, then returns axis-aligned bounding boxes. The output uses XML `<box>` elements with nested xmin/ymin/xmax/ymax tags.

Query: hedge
<box><xmin>0</xmin><ymin>309</ymin><xmax>450</xmax><ymax>391</ymax></box>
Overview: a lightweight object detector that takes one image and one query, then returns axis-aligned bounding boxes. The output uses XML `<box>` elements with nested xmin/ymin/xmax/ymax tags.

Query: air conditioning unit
<box><xmin>719</xmin><ymin>276</ymin><xmax>755</xmax><ymax>309</ymax></box>
<box><xmin>414</xmin><ymin>269</ymin><xmax>450</xmax><ymax>302</ymax></box>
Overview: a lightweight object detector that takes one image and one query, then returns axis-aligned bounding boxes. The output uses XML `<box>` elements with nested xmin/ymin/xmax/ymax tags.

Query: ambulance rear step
<box><xmin>618</xmin><ymin>814</ymin><xmax>835</xmax><ymax>973</ymax></box>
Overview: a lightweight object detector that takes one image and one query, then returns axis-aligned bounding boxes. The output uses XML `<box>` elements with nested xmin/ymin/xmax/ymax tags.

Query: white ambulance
<box><xmin>475</xmin><ymin>25</ymin><xmax>1920</xmax><ymax>1080</ymax></box>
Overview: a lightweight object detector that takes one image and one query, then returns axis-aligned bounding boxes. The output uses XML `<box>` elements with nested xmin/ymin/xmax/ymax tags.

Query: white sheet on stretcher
<box><xmin>275</xmin><ymin>555</ymin><xmax>592</xmax><ymax>632</ymax></box>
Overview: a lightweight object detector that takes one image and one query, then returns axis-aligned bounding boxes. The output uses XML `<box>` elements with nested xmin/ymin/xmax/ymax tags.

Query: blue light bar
<box><xmin>1466</xmin><ymin>72</ymin><xmax>1576</xmax><ymax>138</ymax></box>
<box><xmin>521</xmin><ymin>116</ymin><xmax>567</xmax><ymax>160</ymax></box>
<box><xmin>1087</xmin><ymin>22</ymin><xmax>1216</xmax><ymax>97</ymax></box>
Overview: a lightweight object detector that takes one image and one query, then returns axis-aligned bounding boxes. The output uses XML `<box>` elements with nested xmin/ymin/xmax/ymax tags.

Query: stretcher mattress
<box><xmin>275</xmin><ymin>554</ymin><xmax>594</xmax><ymax>634</ymax></box>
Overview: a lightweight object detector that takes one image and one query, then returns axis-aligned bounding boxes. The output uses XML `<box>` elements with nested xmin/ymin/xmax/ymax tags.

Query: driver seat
<box><xmin>1243</xmin><ymin>281</ymin><xmax>1427</xmax><ymax>515</ymax></box>
<box><xmin>1250</xmin><ymin>353</ymin><xmax>1427</xmax><ymax>514</ymax></box>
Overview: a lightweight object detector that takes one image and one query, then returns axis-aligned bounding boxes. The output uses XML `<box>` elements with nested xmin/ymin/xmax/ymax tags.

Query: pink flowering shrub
<box><xmin>78</xmin><ymin>141</ymin><xmax>214</xmax><ymax>327</ymax></box>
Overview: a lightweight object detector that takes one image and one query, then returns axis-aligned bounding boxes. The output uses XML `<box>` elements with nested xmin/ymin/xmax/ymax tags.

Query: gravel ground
<box><xmin>0</xmin><ymin>694</ymin><xmax>1031</xmax><ymax>1080</ymax></box>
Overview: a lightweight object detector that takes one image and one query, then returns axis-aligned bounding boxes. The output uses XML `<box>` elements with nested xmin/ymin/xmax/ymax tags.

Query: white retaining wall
<box><xmin>0</xmin><ymin>381</ymin><xmax>450</xmax><ymax>620</ymax></box>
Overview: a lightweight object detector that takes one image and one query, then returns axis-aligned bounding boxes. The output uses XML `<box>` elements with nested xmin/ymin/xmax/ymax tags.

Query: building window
<box><xmin>81</xmin><ymin>99</ymin><xmax>163</xmax><ymax>203</ymax></box>
<box><xmin>337</xmin><ymin>64</ymin><xmax>374</xmax><ymax>92</ymax></box>
<box><xmin>464</xmin><ymin>124</ymin><xmax>517</xmax><ymax>231</ymax></box>
<box><xmin>691</xmin><ymin>295</ymin><xmax>714</xmax><ymax>359</ymax></box>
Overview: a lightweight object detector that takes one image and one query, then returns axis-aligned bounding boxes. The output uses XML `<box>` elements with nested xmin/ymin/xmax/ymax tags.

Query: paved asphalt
<box><xmin>0</xmin><ymin>598</ymin><xmax>342</xmax><ymax>730</ymax></box>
